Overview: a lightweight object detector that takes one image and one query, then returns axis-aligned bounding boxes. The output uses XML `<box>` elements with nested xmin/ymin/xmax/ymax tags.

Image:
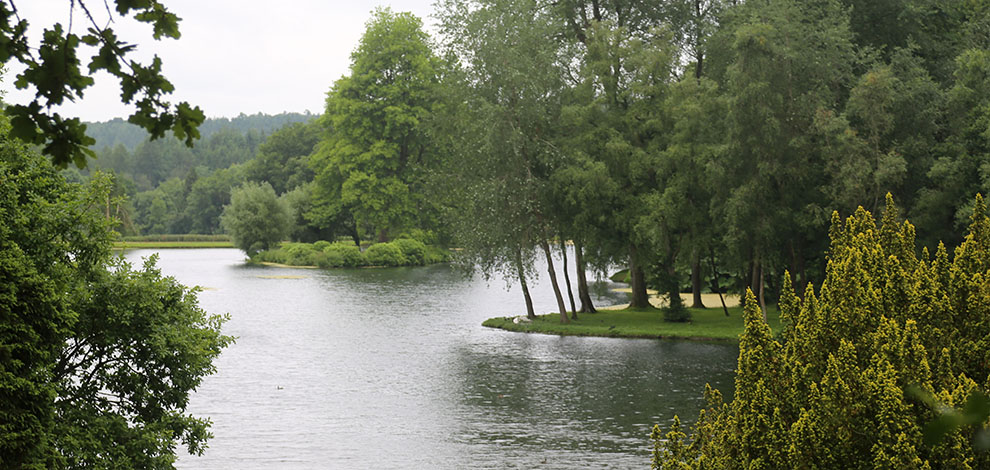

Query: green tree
<box><xmin>221</xmin><ymin>181</ymin><xmax>289</xmax><ymax>255</ymax></box>
<box><xmin>0</xmin><ymin>127</ymin><xmax>230</xmax><ymax>467</ymax></box>
<box><xmin>245</xmin><ymin>121</ymin><xmax>321</xmax><ymax>194</ymax></box>
<box><xmin>653</xmin><ymin>195</ymin><xmax>990</xmax><ymax>469</ymax></box>
<box><xmin>310</xmin><ymin>8</ymin><xmax>441</xmax><ymax>243</ymax></box>
<box><xmin>0</xmin><ymin>0</ymin><xmax>204</xmax><ymax>168</ymax></box>
<box><xmin>439</xmin><ymin>0</ymin><xmax>576</xmax><ymax>323</ymax></box>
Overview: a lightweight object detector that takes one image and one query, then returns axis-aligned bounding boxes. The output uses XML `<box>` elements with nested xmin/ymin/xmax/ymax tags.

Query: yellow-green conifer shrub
<box><xmin>654</xmin><ymin>194</ymin><xmax>990</xmax><ymax>469</ymax></box>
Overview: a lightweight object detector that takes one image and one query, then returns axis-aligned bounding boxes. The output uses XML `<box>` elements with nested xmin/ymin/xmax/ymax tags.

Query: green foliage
<box><xmin>0</xmin><ymin>1</ymin><xmax>204</xmax><ymax>168</ymax></box>
<box><xmin>310</xmin><ymin>8</ymin><xmax>442</xmax><ymax>242</ymax></box>
<box><xmin>363</xmin><ymin>242</ymin><xmax>407</xmax><ymax>267</ymax></box>
<box><xmin>220</xmin><ymin>181</ymin><xmax>289</xmax><ymax>256</ymax></box>
<box><xmin>392</xmin><ymin>238</ymin><xmax>427</xmax><ymax>265</ymax></box>
<box><xmin>0</xmin><ymin>129</ymin><xmax>230</xmax><ymax>467</ymax></box>
<box><xmin>653</xmin><ymin>195</ymin><xmax>990</xmax><ymax>468</ymax></box>
<box><xmin>320</xmin><ymin>243</ymin><xmax>365</xmax><ymax>268</ymax></box>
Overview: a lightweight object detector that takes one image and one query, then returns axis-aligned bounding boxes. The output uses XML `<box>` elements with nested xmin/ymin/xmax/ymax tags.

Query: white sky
<box><xmin>1</xmin><ymin>0</ymin><xmax>439</xmax><ymax>121</ymax></box>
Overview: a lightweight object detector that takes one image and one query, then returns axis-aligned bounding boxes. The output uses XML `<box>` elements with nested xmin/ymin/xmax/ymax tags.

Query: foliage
<box><xmin>220</xmin><ymin>181</ymin><xmax>289</xmax><ymax>256</ymax></box>
<box><xmin>320</xmin><ymin>242</ymin><xmax>365</xmax><ymax>268</ymax></box>
<box><xmin>653</xmin><ymin>195</ymin><xmax>990</xmax><ymax>468</ymax></box>
<box><xmin>0</xmin><ymin>130</ymin><xmax>230</xmax><ymax>467</ymax></box>
<box><xmin>0</xmin><ymin>0</ymin><xmax>204</xmax><ymax>168</ymax></box>
<box><xmin>310</xmin><ymin>8</ymin><xmax>442</xmax><ymax>242</ymax></box>
<box><xmin>363</xmin><ymin>242</ymin><xmax>407</xmax><ymax>267</ymax></box>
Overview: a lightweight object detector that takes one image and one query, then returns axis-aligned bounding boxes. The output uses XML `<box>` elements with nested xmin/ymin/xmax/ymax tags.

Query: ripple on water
<box><xmin>128</xmin><ymin>249</ymin><xmax>738</xmax><ymax>469</ymax></box>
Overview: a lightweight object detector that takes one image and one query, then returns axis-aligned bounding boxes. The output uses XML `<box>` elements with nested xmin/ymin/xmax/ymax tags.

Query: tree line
<box><xmin>295</xmin><ymin>0</ymin><xmax>989</xmax><ymax>324</ymax></box>
<box><xmin>85</xmin><ymin>0</ymin><xmax>990</xmax><ymax>327</ymax></box>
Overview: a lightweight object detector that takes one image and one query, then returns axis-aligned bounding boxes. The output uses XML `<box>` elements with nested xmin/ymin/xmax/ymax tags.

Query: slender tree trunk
<box><xmin>540</xmin><ymin>239</ymin><xmax>570</xmax><ymax>323</ymax></box>
<box><xmin>628</xmin><ymin>245</ymin><xmax>651</xmax><ymax>309</ymax></box>
<box><xmin>350</xmin><ymin>217</ymin><xmax>361</xmax><ymax>248</ymax></box>
<box><xmin>560</xmin><ymin>239</ymin><xmax>577</xmax><ymax>319</ymax></box>
<box><xmin>515</xmin><ymin>248</ymin><xmax>535</xmax><ymax>319</ymax></box>
<box><xmin>690</xmin><ymin>251</ymin><xmax>705</xmax><ymax>309</ymax></box>
<box><xmin>377</xmin><ymin>228</ymin><xmax>389</xmax><ymax>243</ymax></box>
<box><xmin>709</xmin><ymin>248</ymin><xmax>730</xmax><ymax>316</ymax></box>
<box><xmin>575</xmin><ymin>241</ymin><xmax>596</xmax><ymax>313</ymax></box>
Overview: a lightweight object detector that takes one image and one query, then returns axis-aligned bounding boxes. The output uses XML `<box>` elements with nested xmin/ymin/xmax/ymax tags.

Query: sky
<box><xmin>1</xmin><ymin>0</ymin><xmax>439</xmax><ymax>122</ymax></box>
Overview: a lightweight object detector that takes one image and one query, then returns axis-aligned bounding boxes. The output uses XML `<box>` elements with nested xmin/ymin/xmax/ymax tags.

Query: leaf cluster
<box><xmin>0</xmin><ymin>0</ymin><xmax>204</xmax><ymax>168</ymax></box>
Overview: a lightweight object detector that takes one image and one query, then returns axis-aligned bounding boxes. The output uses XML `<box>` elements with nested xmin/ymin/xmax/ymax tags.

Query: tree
<box><xmin>310</xmin><ymin>8</ymin><xmax>441</xmax><ymax>243</ymax></box>
<box><xmin>0</xmin><ymin>125</ymin><xmax>230</xmax><ymax>467</ymax></box>
<box><xmin>245</xmin><ymin>120</ymin><xmax>320</xmax><ymax>195</ymax></box>
<box><xmin>439</xmin><ymin>0</ymin><xmax>576</xmax><ymax>323</ymax></box>
<box><xmin>221</xmin><ymin>181</ymin><xmax>289</xmax><ymax>255</ymax></box>
<box><xmin>553</xmin><ymin>0</ymin><xmax>673</xmax><ymax>310</ymax></box>
<box><xmin>653</xmin><ymin>195</ymin><xmax>990</xmax><ymax>468</ymax></box>
<box><xmin>0</xmin><ymin>0</ymin><xmax>204</xmax><ymax>168</ymax></box>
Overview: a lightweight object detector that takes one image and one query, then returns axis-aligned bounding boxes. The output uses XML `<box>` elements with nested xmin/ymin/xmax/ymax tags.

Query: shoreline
<box><xmin>483</xmin><ymin>295</ymin><xmax>777</xmax><ymax>342</ymax></box>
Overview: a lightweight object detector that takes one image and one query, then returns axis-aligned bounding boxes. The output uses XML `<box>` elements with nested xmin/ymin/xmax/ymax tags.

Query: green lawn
<box><xmin>482</xmin><ymin>305</ymin><xmax>782</xmax><ymax>342</ymax></box>
<box><xmin>113</xmin><ymin>241</ymin><xmax>235</xmax><ymax>249</ymax></box>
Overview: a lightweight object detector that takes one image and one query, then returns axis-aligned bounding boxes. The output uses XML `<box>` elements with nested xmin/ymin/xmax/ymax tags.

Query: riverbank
<box><xmin>483</xmin><ymin>303</ymin><xmax>781</xmax><ymax>342</ymax></box>
<box><xmin>113</xmin><ymin>240</ymin><xmax>234</xmax><ymax>249</ymax></box>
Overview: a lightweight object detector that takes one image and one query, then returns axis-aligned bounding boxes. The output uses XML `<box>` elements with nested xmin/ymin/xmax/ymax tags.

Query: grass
<box><xmin>113</xmin><ymin>240</ymin><xmax>234</xmax><ymax>249</ymax></box>
<box><xmin>482</xmin><ymin>304</ymin><xmax>782</xmax><ymax>342</ymax></box>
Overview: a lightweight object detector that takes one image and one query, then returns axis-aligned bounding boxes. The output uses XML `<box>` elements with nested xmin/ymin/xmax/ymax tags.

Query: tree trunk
<box><xmin>690</xmin><ymin>251</ymin><xmax>705</xmax><ymax>309</ymax></box>
<box><xmin>540</xmin><ymin>239</ymin><xmax>570</xmax><ymax>323</ymax></box>
<box><xmin>377</xmin><ymin>228</ymin><xmax>389</xmax><ymax>243</ymax></box>
<box><xmin>351</xmin><ymin>229</ymin><xmax>361</xmax><ymax>248</ymax></box>
<box><xmin>709</xmin><ymin>248</ymin><xmax>730</xmax><ymax>316</ymax></box>
<box><xmin>575</xmin><ymin>241</ymin><xmax>596</xmax><ymax>313</ymax></box>
<box><xmin>628</xmin><ymin>245</ymin><xmax>651</xmax><ymax>309</ymax></box>
<box><xmin>515</xmin><ymin>248</ymin><xmax>535</xmax><ymax>319</ymax></box>
<box><xmin>560</xmin><ymin>239</ymin><xmax>577</xmax><ymax>319</ymax></box>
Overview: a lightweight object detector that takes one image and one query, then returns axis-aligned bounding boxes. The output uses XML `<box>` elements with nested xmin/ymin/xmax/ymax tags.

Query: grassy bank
<box><xmin>483</xmin><ymin>305</ymin><xmax>782</xmax><ymax>342</ymax></box>
<box><xmin>114</xmin><ymin>240</ymin><xmax>234</xmax><ymax>249</ymax></box>
<box><xmin>113</xmin><ymin>234</ymin><xmax>233</xmax><ymax>249</ymax></box>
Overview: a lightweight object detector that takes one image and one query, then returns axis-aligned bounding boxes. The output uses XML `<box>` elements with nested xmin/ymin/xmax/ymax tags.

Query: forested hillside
<box><xmin>85</xmin><ymin>112</ymin><xmax>315</xmax><ymax>151</ymax></box>
<box><xmin>77</xmin><ymin>112</ymin><xmax>318</xmax><ymax>235</ymax></box>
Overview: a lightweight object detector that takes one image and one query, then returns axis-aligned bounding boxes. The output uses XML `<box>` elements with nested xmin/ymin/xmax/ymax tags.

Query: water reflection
<box><xmin>126</xmin><ymin>249</ymin><xmax>737</xmax><ymax>469</ymax></box>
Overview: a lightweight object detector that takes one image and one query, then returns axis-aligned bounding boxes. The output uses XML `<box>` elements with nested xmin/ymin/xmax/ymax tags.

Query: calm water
<box><xmin>125</xmin><ymin>249</ymin><xmax>738</xmax><ymax>469</ymax></box>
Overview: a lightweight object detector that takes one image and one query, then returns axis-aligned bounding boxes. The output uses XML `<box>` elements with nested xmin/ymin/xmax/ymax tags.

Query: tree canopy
<box><xmin>0</xmin><ymin>120</ymin><xmax>231</xmax><ymax>467</ymax></box>
<box><xmin>0</xmin><ymin>0</ymin><xmax>204</xmax><ymax>168</ymax></box>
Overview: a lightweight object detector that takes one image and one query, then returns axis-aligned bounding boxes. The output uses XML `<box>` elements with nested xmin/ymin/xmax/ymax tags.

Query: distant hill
<box><xmin>85</xmin><ymin>112</ymin><xmax>318</xmax><ymax>151</ymax></box>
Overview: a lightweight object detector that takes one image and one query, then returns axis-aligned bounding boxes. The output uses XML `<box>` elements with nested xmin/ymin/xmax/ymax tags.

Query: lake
<box><xmin>124</xmin><ymin>248</ymin><xmax>738</xmax><ymax>469</ymax></box>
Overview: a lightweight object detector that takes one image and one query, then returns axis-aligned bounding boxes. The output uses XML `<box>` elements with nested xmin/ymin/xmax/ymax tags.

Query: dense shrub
<box><xmin>321</xmin><ymin>243</ymin><xmax>365</xmax><ymax>267</ymax></box>
<box><xmin>363</xmin><ymin>242</ymin><xmax>407</xmax><ymax>266</ymax></box>
<box><xmin>254</xmin><ymin>241</ymin><xmax>445</xmax><ymax>268</ymax></box>
<box><xmin>653</xmin><ymin>195</ymin><xmax>990</xmax><ymax>469</ymax></box>
<box><xmin>392</xmin><ymin>238</ymin><xmax>427</xmax><ymax>265</ymax></box>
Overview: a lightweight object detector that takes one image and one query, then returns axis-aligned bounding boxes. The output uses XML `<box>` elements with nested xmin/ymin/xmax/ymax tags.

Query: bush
<box><xmin>363</xmin><ymin>242</ymin><xmax>407</xmax><ymax>266</ymax></box>
<box><xmin>392</xmin><ymin>238</ymin><xmax>427</xmax><ymax>265</ymax></box>
<box><xmin>653</xmin><ymin>195</ymin><xmax>990</xmax><ymax>469</ymax></box>
<box><xmin>423</xmin><ymin>245</ymin><xmax>451</xmax><ymax>264</ymax></box>
<box><xmin>313</xmin><ymin>240</ymin><xmax>332</xmax><ymax>251</ymax></box>
<box><xmin>322</xmin><ymin>243</ymin><xmax>365</xmax><ymax>267</ymax></box>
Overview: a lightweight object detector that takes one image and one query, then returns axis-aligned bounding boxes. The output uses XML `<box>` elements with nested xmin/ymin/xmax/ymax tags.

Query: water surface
<box><xmin>126</xmin><ymin>249</ymin><xmax>738</xmax><ymax>468</ymax></box>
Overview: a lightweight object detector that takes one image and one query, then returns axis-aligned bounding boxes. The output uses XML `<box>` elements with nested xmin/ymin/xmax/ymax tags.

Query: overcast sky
<box><xmin>1</xmin><ymin>0</ymin><xmax>439</xmax><ymax>122</ymax></box>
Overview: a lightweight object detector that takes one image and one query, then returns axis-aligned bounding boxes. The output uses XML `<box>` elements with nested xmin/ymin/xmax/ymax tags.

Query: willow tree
<box><xmin>654</xmin><ymin>195</ymin><xmax>990</xmax><ymax>469</ymax></box>
<box><xmin>310</xmin><ymin>8</ymin><xmax>442</xmax><ymax>243</ymax></box>
<box><xmin>438</xmin><ymin>0</ymin><xmax>572</xmax><ymax>323</ymax></box>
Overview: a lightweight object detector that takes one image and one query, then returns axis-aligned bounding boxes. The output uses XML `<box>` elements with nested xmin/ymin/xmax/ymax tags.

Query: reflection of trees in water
<box><xmin>447</xmin><ymin>338</ymin><xmax>739</xmax><ymax>459</ymax></box>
